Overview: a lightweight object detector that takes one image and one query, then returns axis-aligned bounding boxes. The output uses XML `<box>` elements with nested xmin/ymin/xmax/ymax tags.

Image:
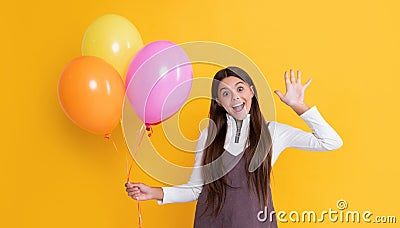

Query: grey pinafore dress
<box><xmin>194</xmin><ymin>152</ymin><xmax>278</xmax><ymax>228</ymax></box>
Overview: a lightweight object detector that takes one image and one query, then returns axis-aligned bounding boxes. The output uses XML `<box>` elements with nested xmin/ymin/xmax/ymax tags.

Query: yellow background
<box><xmin>1</xmin><ymin>0</ymin><xmax>399</xmax><ymax>227</ymax></box>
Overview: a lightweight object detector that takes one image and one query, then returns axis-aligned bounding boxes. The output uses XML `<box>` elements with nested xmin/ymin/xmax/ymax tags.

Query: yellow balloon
<box><xmin>82</xmin><ymin>14</ymin><xmax>143</xmax><ymax>80</ymax></box>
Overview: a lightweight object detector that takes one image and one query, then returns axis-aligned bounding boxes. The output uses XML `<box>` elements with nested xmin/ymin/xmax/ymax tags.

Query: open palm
<box><xmin>274</xmin><ymin>69</ymin><xmax>312</xmax><ymax>107</ymax></box>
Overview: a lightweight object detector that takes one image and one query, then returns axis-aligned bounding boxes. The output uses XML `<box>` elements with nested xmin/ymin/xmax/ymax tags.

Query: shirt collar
<box><xmin>225</xmin><ymin>113</ymin><xmax>251</xmax><ymax>123</ymax></box>
<box><xmin>224</xmin><ymin>113</ymin><xmax>251</xmax><ymax>156</ymax></box>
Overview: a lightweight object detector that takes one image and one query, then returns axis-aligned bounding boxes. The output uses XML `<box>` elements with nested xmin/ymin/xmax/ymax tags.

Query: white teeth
<box><xmin>232</xmin><ymin>103</ymin><xmax>244</xmax><ymax>108</ymax></box>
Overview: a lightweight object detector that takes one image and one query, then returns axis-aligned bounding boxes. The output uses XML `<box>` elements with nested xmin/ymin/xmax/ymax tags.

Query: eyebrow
<box><xmin>219</xmin><ymin>81</ymin><xmax>245</xmax><ymax>92</ymax></box>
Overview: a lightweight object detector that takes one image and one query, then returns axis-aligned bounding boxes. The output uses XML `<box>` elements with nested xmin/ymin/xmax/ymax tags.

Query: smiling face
<box><xmin>216</xmin><ymin>76</ymin><xmax>255</xmax><ymax>120</ymax></box>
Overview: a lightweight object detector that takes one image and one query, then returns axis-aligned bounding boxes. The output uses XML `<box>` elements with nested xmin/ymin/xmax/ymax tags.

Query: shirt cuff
<box><xmin>157</xmin><ymin>187</ymin><xmax>167</xmax><ymax>205</ymax></box>
<box><xmin>299</xmin><ymin>105</ymin><xmax>318</xmax><ymax>119</ymax></box>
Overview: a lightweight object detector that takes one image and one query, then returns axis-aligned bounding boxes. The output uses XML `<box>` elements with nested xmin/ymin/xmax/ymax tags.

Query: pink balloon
<box><xmin>126</xmin><ymin>40</ymin><xmax>193</xmax><ymax>125</ymax></box>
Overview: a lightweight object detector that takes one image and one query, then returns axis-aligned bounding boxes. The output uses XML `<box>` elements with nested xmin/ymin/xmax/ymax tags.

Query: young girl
<box><xmin>125</xmin><ymin>67</ymin><xmax>343</xmax><ymax>227</ymax></box>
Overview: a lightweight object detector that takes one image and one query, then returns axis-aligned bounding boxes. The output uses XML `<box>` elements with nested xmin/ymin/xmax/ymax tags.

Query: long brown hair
<box><xmin>201</xmin><ymin>66</ymin><xmax>273</xmax><ymax>218</ymax></box>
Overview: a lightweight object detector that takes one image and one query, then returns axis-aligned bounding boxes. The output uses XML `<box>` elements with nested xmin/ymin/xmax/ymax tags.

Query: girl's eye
<box><xmin>222</xmin><ymin>90</ymin><xmax>229</xmax><ymax>97</ymax></box>
<box><xmin>237</xmin><ymin>87</ymin><xmax>244</xmax><ymax>92</ymax></box>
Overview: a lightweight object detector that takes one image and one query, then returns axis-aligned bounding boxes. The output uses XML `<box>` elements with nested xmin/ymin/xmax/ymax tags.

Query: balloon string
<box><xmin>127</xmin><ymin>125</ymin><xmax>146</xmax><ymax>228</ymax></box>
<box><xmin>105</xmin><ymin>133</ymin><xmax>143</xmax><ymax>228</ymax></box>
<box><xmin>105</xmin><ymin>134</ymin><xmax>119</xmax><ymax>157</ymax></box>
<box><xmin>126</xmin><ymin>123</ymin><xmax>145</xmax><ymax>181</ymax></box>
<box><xmin>138</xmin><ymin>197</ymin><xmax>143</xmax><ymax>228</ymax></box>
<box><xmin>126</xmin><ymin>157</ymin><xmax>133</xmax><ymax>182</ymax></box>
<box><xmin>133</xmin><ymin>124</ymin><xmax>146</xmax><ymax>158</ymax></box>
<box><xmin>125</xmin><ymin>151</ymin><xmax>142</xmax><ymax>228</ymax></box>
<box><xmin>104</xmin><ymin>133</ymin><xmax>129</xmax><ymax>183</ymax></box>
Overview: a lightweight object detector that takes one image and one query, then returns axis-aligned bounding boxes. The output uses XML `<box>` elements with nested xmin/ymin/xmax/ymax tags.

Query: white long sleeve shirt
<box><xmin>157</xmin><ymin>105</ymin><xmax>343</xmax><ymax>205</ymax></box>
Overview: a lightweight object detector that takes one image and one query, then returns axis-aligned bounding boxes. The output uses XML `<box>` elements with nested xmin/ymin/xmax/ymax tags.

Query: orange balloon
<box><xmin>58</xmin><ymin>56</ymin><xmax>125</xmax><ymax>135</ymax></box>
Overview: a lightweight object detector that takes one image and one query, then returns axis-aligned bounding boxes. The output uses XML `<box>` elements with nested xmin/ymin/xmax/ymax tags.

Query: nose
<box><xmin>232</xmin><ymin>92</ymin><xmax>239</xmax><ymax>100</ymax></box>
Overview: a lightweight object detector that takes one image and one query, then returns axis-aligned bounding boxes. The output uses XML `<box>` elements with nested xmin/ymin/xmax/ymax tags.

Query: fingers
<box><xmin>125</xmin><ymin>182</ymin><xmax>143</xmax><ymax>188</ymax></box>
<box><xmin>126</xmin><ymin>185</ymin><xmax>142</xmax><ymax>200</ymax></box>
<box><xmin>125</xmin><ymin>182</ymin><xmax>143</xmax><ymax>189</ymax></box>
<box><xmin>285</xmin><ymin>69</ymin><xmax>299</xmax><ymax>84</ymax></box>
<box><xmin>126</xmin><ymin>186</ymin><xmax>140</xmax><ymax>193</ymax></box>
<box><xmin>297</xmin><ymin>70</ymin><xmax>301</xmax><ymax>83</ymax></box>
<box><xmin>125</xmin><ymin>182</ymin><xmax>140</xmax><ymax>193</ymax></box>
<box><xmin>284</xmin><ymin>71</ymin><xmax>291</xmax><ymax>85</ymax></box>
<box><xmin>127</xmin><ymin>187</ymin><xmax>140</xmax><ymax>194</ymax></box>
<box><xmin>304</xmin><ymin>77</ymin><xmax>312</xmax><ymax>89</ymax></box>
<box><xmin>128</xmin><ymin>192</ymin><xmax>141</xmax><ymax>200</ymax></box>
<box><xmin>127</xmin><ymin>188</ymin><xmax>141</xmax><ymax>196</ymax></box>
<box><xmin>125</xmin><ymin>182</ymin><xmax>146</xmax><ymax>200</ymax></box>
<box><xmin>290</xmin><ymin>69</ymin><xmax>295</xmax><ymax>83</ymax></box>
<box><xmin>285</xmin><ymin>69</ymin><xmax>309</xmax><ymax>85</ymax></box>
<box><xmin>274</xmin><ymin>90</ymin><xmax>284</xmax><ymax>100</ymax></box>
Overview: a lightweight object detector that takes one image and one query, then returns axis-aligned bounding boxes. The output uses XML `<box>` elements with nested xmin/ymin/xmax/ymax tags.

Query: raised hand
<box><xmin>274</xmin><ymin>69</ymin><xmax>312</xmax><ymax>115</ymax></box>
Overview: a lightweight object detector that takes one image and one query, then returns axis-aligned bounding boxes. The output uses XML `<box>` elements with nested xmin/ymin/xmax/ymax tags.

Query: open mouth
<box><xmin>232</xmin><ymin>102</ymin><xmax>245</xmax><ymax>113</ymax></box>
